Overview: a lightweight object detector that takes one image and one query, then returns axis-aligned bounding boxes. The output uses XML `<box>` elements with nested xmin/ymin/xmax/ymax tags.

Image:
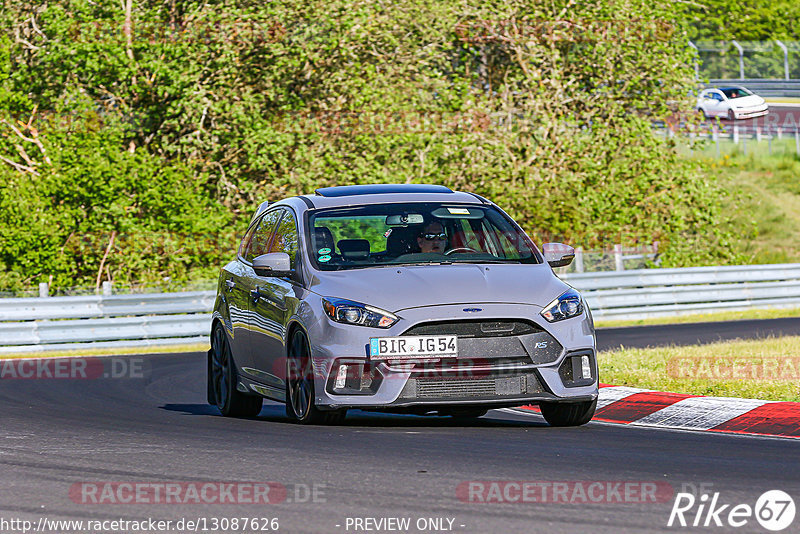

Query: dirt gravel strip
<box><xmin>518</xmin><ymin>384</ymin><xmax>800</xmax><ymax>439</ymax></box>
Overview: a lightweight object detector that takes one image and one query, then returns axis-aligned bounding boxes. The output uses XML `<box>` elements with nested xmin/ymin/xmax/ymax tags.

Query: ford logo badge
<box><xmin>462</xmin><ymin>308</ymin><xmax>483</xmax><ymax>313</ymax></box>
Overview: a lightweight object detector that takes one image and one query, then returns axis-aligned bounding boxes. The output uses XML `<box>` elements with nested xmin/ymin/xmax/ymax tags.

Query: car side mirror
<box><xmin>542</xmin><ymin>243</ymin><xmax>575</xmax><ymax>268</ymax></box>
<box><xmin>253</xmin><ymin>252</ymin><xmax>292</xmax><ymax>277</ymax></box>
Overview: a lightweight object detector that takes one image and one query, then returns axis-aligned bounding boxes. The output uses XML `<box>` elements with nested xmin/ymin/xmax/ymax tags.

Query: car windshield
<box><xmin>721</xmin><ymin>87</ymin><xmax>753</xmax><ymax>99</ymax></box>
<box><xmin>307</xmin><ymin>202</ymin><xmax>541</xmax><ymax>270</ymax></box>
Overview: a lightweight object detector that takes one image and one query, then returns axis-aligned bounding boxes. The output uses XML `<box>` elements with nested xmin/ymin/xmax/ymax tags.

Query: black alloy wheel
<box><xmin>286</xmin><ymin>330</ymin><xmax>347</xmax><ymax>425</ymax></box>
<box><xmin>210</xmin><ymin>322</ymin><xmax>263</xmax><ymax>417</ymax></box>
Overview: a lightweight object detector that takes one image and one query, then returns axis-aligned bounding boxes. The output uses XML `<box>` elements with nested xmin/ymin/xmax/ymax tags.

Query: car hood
<box><xmin>308</xmin><ymin>263</ymin><xmax>570</xmax><ymax>312</ymax></box>
<box><xmin>733</xmin><ymin>95</ymin><xmax>765</xmax><ymax>108</ymax></box>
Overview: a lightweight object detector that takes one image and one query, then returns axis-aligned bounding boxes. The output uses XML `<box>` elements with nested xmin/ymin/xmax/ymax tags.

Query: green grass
<box><xmin>0</xmin><ymin>342</ymin><xmax>209</xmax><ymax>359</ymax></box>
<box><xmin>599</xmin><ymin>336</ymin><xmax>800</xmax><ymax>401</ymax></box>
<box><xmin>764</xmin><ymin>97</ymin><xmax>800</xmax><ymax>104</ymax></box>
<box><xmin>680</xmin><ymin>136</ymin><xmax>800</xmax><ymax>264</ymax></box>
<box><xmin>596</xmin><ymin>306</ymin><xmax>800</xmax><ymax>328</ymax></box>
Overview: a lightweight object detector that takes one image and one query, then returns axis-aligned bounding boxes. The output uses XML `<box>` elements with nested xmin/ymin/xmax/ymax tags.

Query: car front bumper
<box><xmin>307</xmin><ymin>303</ymin><xmax>598</xmax><ymax>409</ymax></box>
<box><xmin>732</xmin><ymin>106</ymin><xmax>769</xmax><ymax>119</ymax></box>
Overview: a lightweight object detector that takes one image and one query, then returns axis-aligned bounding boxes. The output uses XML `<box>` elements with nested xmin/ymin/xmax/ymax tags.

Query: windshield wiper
<box><xmin>447</xmin><ymin>259</ymin><xmax>521</xmax><ymax>264</ymax></box>
<box><xmin>390</xmin><ymin>261</ymin><xmax>453</xmax><ymax>266</ymax></box>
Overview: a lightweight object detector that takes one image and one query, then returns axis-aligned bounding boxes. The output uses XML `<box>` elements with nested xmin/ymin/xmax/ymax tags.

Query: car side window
<box><xmin>238</xmin><ymin>224</ymin><xmax>258</xmax><ymax>258</ymax></box>
<box><xmin>269</xmin><ymin>209</ymin><xmax>299</xmax><ymax>269</ymax></box>
<box><xmin>245</xmin><ymin>210</ymin><xmax>283</xmax><ymax>263</ymax></box>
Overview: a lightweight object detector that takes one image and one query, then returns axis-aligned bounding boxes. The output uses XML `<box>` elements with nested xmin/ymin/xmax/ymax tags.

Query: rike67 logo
<box><xmin>668</xmin><ymin>490</ymin><xmax>796</xmax><ymax>531</ymax></box>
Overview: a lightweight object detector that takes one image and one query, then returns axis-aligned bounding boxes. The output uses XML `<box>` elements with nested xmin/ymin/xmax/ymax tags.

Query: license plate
<box><xmin>369</xmin><ymin>335</ymin><xmax>458</xmax><ymax>360</ymax></box>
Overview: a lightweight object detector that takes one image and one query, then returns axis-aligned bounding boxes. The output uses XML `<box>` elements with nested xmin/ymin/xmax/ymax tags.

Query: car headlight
<box><xmin>540</xmin><ymin>289</ymin><xmax>584</xmax><ymax>322</ymax></box>
<box><xmin>322</xmin><ymin>297</ymin><xmax>399</xmax><ymax>328</ymax></box>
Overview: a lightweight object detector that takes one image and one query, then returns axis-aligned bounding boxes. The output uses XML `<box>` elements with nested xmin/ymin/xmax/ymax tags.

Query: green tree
<box><xmin>679</xmin><ymin>0</ymin><xmax>800</xmax><ymax>41</ymax></box>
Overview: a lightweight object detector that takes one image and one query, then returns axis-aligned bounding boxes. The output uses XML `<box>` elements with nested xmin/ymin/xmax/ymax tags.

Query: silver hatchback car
<box><xmin>208</xmin><ymin>184</ymin><xmax>598</xmax><ymax>426</ymax></box>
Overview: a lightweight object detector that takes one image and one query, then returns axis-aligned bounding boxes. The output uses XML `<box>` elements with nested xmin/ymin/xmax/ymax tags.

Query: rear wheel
<box><xmin>540</xmin><ymin>399</ymin><xmax>596</xmax><ymax>427</ymax></box>
<box><xmin>285</xmin><ymin>330</ymin><xmax>347</xmax><ymax>425</ymax></box>
<box><xmin>210</xmin><ymin>322</ymin><xmax>263</xmax><ymax>417</ymax></box>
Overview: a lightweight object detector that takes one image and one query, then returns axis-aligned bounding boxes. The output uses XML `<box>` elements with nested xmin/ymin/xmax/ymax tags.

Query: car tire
<box><xmin>210</xmin><ymin>322</ymin><xmax>263</xmax><ymax>417</ymax></box>
<box><xmin>285</xmin><ymin>329</ymin><xmax>347</xmax><ymax>425</ymax></box>
<box><xmin>540</xmin><ymin>399</ymin><xmax>597</xmax><ymax>427</ymax></box>
<box><xmin>727</xmin><ymin>109</ymin><xmax>735</xmax><ymax>121</ymax></box>
<box><xmin>697</xmin><ymin>107</ymin><xmax>709</xmax><ymax>119</ymax></box>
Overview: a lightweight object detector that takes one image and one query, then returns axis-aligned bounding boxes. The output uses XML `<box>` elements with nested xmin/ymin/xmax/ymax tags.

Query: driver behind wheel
<box><xmin>417</xmin><ymin>221</ymin><xmax>447</xmax><ymax>254</ymax></box>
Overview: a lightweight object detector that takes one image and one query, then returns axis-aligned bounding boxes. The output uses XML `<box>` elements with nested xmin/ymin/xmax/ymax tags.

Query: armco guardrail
<box><xmin>0</xmin><ymin>291</ymin><xmax>214</xmax><ymax>354</ymax></box>
<box><xmin>2</xmin><ymin>264</ymin><xmax>800</xmax><ymax>353</ymax></box>
<box><xmin>563</xmin><ymin>263</ymin><xmax>800</xmax><ymax>320</ymax></box>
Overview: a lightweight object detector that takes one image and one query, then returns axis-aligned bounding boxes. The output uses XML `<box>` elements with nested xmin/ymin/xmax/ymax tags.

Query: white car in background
<box><xmin>697</xmin><ymin>86</ymin><xmax>769</xmax><ymax>120</ymax></box>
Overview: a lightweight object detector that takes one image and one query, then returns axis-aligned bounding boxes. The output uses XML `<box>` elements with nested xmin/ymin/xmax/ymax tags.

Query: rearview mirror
<box><xmin>542</xmin><ymin>243</ymin><xmax>575</xmax><ymax>268</ymax></box>
<box><xmin>385</xmin><ymin>213</ymin><xmax>425</xmax><ymax>226</ymax></box>
<box><xmin>252</xmin><ymin>252</ymin><xmax>292</xmax><ymax>277</ymax></box>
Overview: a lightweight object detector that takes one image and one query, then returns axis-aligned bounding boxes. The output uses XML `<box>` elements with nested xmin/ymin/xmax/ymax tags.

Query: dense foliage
<box><xmin>0</xmin><ymin>0</ymin><xmax>747</xmax><ymax>291</ymax></box>
<box><xmin>680</xmin><ymin>0</ymin><xmax>800</xmax><ymax>79</ymax></box>
<box><xmin>680</xmin><ymin>0</ymin><xmax>800</xmax><ymax>42</ymax></box>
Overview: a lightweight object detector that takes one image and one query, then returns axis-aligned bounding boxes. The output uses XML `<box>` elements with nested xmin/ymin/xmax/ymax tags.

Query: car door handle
<box><xmin>251</xmin><ymin>286</ymin><xmax>286</xmax><ymax>310</ymax></box>
<box><xmin>250</xmin><ymin>287</ymin><xmax>261</xmax><ymax>303</ymax></box>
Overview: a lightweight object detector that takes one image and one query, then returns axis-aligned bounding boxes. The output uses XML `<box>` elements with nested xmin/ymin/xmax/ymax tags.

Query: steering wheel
<box><xmin>444</xmin><ymin>247</ymin><xmax>479</xmax><ymax>255</ymax></box>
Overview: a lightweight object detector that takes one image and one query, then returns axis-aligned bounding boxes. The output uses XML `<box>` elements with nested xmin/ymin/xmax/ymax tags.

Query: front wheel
<box><xmin>210</xmin><ymin>323</ymin><xmax>263</xmax><ymax>417</ymax></box>
<box><xmin>540</xmin><ymin>399</ymin><xmax>596</xmax><ymax>427</ymax></box>
<box><xmin>285</xmin><ymin>330</ymin><xmax>347</xmax><ymax>425</ymax></box>
<box><xmin>727</xmin><ymin>109</ymin><xmax>736</xmax><ymax>121</ymax></box>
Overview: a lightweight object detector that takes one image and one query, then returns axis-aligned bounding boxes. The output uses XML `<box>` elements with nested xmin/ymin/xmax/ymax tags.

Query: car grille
<box><xmin>403</xmin><ymin>319</ymin><xmax>540</xmax><ymax>338</ymax></box>
<box><xmin>418</xmin><ymin>378</ymin><xmax>496</xmax><ymax>398</ymax></box>
<box><xmin>412</xmin><ymin>357</ymin><xmax>531</xmax><ymax>373</ymax></box>
<box><xmin>401</xmin><ymin>319</ymin><xmax>562</xmax><ymax>365</ymax></box>
<box><xmin>399</xmin><ymin>372</ymin><xmax>545</xmax><ymax>400</ymax></box>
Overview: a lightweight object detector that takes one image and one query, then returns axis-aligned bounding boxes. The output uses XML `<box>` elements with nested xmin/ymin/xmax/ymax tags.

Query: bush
<box><xmin>0</xmin><ymin>0</ymin><xmax>749</xmax><ymax>291</ymax></box>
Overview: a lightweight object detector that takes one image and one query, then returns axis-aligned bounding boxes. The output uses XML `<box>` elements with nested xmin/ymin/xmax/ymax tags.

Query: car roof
<box><xmin>252</xmin><ymin>184</ymin><xmax>491</xmax><ymax>225</ymax></box>
<box><xmin>707</xmin><ymin>86</ymin><xmax>749</xmax><ymax>94</ymax></box>
<box><xmin>315</xmin><ymin>184</ymin><xmax>453</xmax><ymax>197</ymax></box>
<box><xmin>267</xmin><ymin>184</ymin><xmax>488</xmax><ymax>212</ymax></box>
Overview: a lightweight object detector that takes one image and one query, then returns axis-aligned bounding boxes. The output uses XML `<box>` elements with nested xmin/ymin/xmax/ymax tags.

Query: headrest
<box><xmin>312</xmin><ymin>226</ymin><xmax>335</xmax><ymax>252</ymax></box>
<box><xmin>386</xmin><ymin>227</ymin><xmax>419</xmax><ymax>255</ymax></box>
<box><xmin>337</xmin><ymin>239</ymin><xmax>370</xmax><ymax>260</ymax></box>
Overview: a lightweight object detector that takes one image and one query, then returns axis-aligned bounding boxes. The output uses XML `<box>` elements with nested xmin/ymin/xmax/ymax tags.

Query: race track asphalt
<box><xmin>596</xmin><ymin>316</ymin><xmax>800</xmax><ymax>351</ymax></box>
<box><xmin>699</xmin><ymin>103</ymin><xmax>800</xmax><ymax>134</ymax></box>
<box><xmin>1</xmin><ymin>321</ymin><xmax>799</xmax><ymax>533</ymax></box>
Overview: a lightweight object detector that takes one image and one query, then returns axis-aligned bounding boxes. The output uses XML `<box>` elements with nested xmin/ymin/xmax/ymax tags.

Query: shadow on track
<box><xmin>160</xmin><ymin>403</ymin><xmax>550</xmax><ymax>428</ymax></box>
